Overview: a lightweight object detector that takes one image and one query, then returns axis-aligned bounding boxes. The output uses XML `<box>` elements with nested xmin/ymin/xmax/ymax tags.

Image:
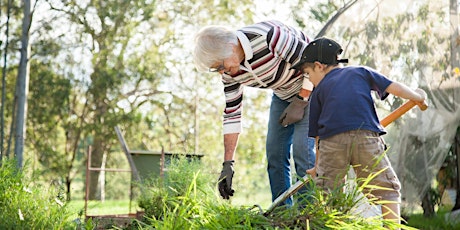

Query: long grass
<box><xmin>3</xmin><ymin>156</ymin><xmax>456</xmax><ymax>229</ymax></box>
<box><xmin>0</xmin><ymin>159</ymin><xmax>76</xmax><ymax>230</ymax></box>
<box><xmin>133</xmin><ymin>157</ymin><xmax>415</xmax><ymax>230</ymax></box>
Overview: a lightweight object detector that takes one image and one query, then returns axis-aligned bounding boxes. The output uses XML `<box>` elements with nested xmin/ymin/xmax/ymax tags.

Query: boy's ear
<box><xmin>314</xmin><ymin>61</ymin><xmax>324</xmax><ymax>70</ymax></box>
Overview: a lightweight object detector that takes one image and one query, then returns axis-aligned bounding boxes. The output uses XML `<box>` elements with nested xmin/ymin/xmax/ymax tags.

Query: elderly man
<box><xmin>193</xmin><ymin>20</ymin><xmax>315</xmax><ymax>207</ymax></box>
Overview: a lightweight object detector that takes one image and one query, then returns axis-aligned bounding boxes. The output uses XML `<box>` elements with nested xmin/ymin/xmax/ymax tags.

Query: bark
<box><xmin>14</xmin><ymin>0</ymin><xmax>32</xmax><ymax>168</ymax></box>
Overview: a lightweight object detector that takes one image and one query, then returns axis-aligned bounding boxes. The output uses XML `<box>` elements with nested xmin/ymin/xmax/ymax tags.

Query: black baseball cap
<box><xmin>291</xmin><ymin>37</ymin><xmax>348</xmax><ymax>70</ymax></box>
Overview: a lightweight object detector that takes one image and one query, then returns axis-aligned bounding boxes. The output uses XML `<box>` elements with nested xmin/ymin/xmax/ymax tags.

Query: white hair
<box><xmin>193</xmin><ymin>25</ymin><xmax>238</xmax><ymax>72</ymax></box>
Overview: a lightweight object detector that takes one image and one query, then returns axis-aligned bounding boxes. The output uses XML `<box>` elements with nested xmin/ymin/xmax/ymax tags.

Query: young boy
<box><xmin>291</xmin><ymin>37</ymin><xmax>427</xmax><ymax>224</ymax></box>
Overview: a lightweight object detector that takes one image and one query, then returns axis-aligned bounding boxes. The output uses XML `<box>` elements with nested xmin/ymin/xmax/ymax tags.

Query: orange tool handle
<box><xmin>380</xmin><ymin>100</ymin><xmax>428</xmax><ymax>127</ymax></box>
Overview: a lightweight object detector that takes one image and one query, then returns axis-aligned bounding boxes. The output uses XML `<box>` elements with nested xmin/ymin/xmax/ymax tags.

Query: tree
<box><xmin>13</xmin><ymin>0</ymin><xmax>34</xmax><ymax>169</ymax></box>
<box><xmin>449</xmin><ymin>0</ymin><xmax>459</xmax><ymax>212</ymax></box>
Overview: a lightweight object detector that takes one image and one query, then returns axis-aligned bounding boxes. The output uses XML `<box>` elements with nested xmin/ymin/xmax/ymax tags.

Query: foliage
<box><xmin>0</xmin><ymin>159</ymin><xmax>75</xmax><ymax>229</ymax></box>
<box><xmin>26</xmin><ymin>60</ymin><xmax>71</xmax><ymax>182</ymax></box>
<box><xmin>135</xmin><ymin>157</ymin><xmax>412</xmax><ymax>229</ymax></box>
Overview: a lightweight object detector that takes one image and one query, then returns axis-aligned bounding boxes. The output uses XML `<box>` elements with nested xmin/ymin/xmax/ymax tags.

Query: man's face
<box><xmin>212</xmin><ymin>57</ymin><xmax>240</xmax><ymax>75</ymax></box>
<box><xmin>209</xmin><ymin>45</ymin><xmax>242</xmax><ymax>75</ymax></box>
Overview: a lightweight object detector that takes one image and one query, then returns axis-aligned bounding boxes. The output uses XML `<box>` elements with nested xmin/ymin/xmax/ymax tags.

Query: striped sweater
<box><xmin>222</xmin><ymin>20</ymin><xmax>311</xmax><ymax>134</ymax></box>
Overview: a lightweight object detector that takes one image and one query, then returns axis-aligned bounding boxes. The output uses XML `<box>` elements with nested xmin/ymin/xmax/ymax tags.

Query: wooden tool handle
<box><xmin>380</xmin><ymin>100</ymin><xmax>428</xmax><ymax>127</ymax></box>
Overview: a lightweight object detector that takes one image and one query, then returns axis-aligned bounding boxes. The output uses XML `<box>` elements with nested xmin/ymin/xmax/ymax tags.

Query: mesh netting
<box><xmin>389</xmin><ymin>76</ymin><xmax>460</xmax><ymax>210</ymax></box>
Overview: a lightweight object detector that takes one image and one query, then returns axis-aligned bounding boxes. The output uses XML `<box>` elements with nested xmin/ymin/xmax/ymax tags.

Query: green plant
<box><xmin>0</xmin><ymin>159</ymin><xmax>75</xmax><ymax>229</ymax></box>
<box><xmin>137</xmin><ymin>156</ymin><xmax>215</xmax><ymax>220</ymax></box>
<box><xmin>135</xmin><ymin>157</ymin><xmax>417</xmax><ymax>229</ymax></box>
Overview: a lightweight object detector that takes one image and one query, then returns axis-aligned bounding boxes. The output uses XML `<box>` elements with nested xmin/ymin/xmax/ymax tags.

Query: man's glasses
<box><xmin>209</xmin><ymin>61</ymin><xmax>225</xmax><ymax>73</ymax></box>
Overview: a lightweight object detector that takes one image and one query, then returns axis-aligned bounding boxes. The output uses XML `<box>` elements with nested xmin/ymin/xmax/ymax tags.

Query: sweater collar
<box><xmin>236</xmin><ymin>31</ymin><xmax>253</xmax><ymax>61</ymax></box>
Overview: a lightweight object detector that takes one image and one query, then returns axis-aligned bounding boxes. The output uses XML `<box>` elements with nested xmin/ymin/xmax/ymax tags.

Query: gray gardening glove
<box><xmin>279</xmin><ymin>97</ymin><xmax>309</xmax><ymax>127</ymax></box>
<box><xmin>218</xmin><ymin>160</ymin><xmax>235</xmax><ymax>199</ymax></box>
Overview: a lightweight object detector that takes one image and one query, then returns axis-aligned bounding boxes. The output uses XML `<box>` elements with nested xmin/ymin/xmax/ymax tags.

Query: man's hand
<box><xmin>218</xmin><ymin>160</ymin><xmax>235</xmax><ymax>199</ymax></box>
<box><xmin>279</xmin><ymin>97</ymin><xmax>309</xmax><ymax>127</ymax></box>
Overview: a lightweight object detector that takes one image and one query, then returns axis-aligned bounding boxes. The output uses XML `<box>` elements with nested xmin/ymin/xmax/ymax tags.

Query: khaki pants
<box><xmin>316</xmin><ymin>130</ymin><xmax>401</xmax><ymax>202</ymax></box>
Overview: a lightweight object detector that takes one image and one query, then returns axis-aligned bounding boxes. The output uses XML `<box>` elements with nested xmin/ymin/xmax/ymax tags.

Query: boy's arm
<box><xmin>386</xmin><ymin>82</ymin><xmax>426</xmax><ymax>103</ymax></box>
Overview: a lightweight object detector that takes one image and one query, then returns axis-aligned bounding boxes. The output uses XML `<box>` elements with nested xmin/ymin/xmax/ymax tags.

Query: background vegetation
<box><xmin>0</xmin><ymin>0</ymin><xmax>459</xmax><ymax>228</ymax></box>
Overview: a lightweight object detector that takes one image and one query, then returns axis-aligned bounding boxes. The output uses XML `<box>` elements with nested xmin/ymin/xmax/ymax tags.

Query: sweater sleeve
<box><xmin>222</xmin><ymin>76</ymin><xmax>244</xmax><ymax>134</ymax></box>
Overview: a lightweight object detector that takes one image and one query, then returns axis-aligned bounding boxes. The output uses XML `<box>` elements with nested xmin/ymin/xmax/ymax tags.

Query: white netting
<box><xmin>389</xmin><ymin>75</ymin><xmax>460</xmax><ymax>211</ymax></box>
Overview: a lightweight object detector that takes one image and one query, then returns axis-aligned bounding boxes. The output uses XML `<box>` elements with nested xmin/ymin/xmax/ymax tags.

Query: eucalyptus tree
<box><xmin>13</xmin><ymin>0</ymin><xmax>34</xmax><ymax>169</ymax></box>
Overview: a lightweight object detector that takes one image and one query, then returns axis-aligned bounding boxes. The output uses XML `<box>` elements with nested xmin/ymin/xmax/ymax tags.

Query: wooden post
<box><xmin>84</xmin><ymin>146</ymin><xmax>92</xmax><ymax>218</ymax></box>
<box><xmin>160</xmin><ymin>147</ymin><xmax>165</xmax><ymax>178</ymax></box>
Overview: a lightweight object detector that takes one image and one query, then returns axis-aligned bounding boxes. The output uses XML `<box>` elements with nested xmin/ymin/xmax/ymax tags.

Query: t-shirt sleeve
<box><xmin>364</xmin><ymin>66</ymin><xmax>393</xmax><ymax>100</ymax></box>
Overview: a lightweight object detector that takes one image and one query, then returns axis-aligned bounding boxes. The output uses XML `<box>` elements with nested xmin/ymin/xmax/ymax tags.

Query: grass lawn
<box><xmin>405</xmin><ymin>206</ymin><xmax>460</xmax><ymax>230</ymax></box>
<box><xmin>68</xmin><ymin>199</ymin><xmax>141</xmax><ymax>219</ymax></box>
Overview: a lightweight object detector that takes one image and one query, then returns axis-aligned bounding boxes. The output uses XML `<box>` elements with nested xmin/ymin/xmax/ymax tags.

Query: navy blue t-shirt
<box><xmin>309</xmin><ymin>66</ymin><xmax>393</xmax><ymax>139</ymax></box>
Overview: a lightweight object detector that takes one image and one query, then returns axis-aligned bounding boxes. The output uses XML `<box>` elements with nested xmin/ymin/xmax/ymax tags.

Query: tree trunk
<box><xmin>422</xmin><ymin>190</ymin><xmax>435</xmax><ymax>218</ymax></box>
<box><xmin>450</xmin><ymin>0</ymin><xmax>460</xmax><ymax>212</ymax></box>
<box><xmin>1</xmin><ymin>0</ymin><xmax>13</xmax><ymax>160</ymax></box>
<box><xmin>100</xmin><ymin>151</ymin><xmax>107</xmax><ymax>201</ymax></box>
<box><xmin>14</xmin><ymin>0</ymin><xmax>31</xmax><ymax>168</ymax></box>
<box><xmin>66</xmin><ymin>175</ymin><xmax>72</xmax><ymax>201</ymax></box>
<box><xmin>453</xmin><ymin>128</ymin><xmax>460</xmax><ymax>211</ymax></box>
<box><xmin>88</xmin><ymin>136</ymin><xmax>104</xmax><ymax>200</ymax></box>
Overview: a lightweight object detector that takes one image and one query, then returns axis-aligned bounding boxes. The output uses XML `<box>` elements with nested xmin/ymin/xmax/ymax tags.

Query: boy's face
<box><xmin>301</xmin><ymin>62</ymin><xmax>327</xmax><ymax>87</ymax></box>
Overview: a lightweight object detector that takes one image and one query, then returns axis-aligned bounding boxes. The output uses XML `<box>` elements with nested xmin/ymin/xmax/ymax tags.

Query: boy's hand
<box><xmin>414</xmin><ymin>88</ymin><xmax>427</xmax><ymax>102</ymax></box>
<box><xmin>414</xmin><ymin>88</ymin><xmax>428</xmax><ymax>109</ymax></box>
